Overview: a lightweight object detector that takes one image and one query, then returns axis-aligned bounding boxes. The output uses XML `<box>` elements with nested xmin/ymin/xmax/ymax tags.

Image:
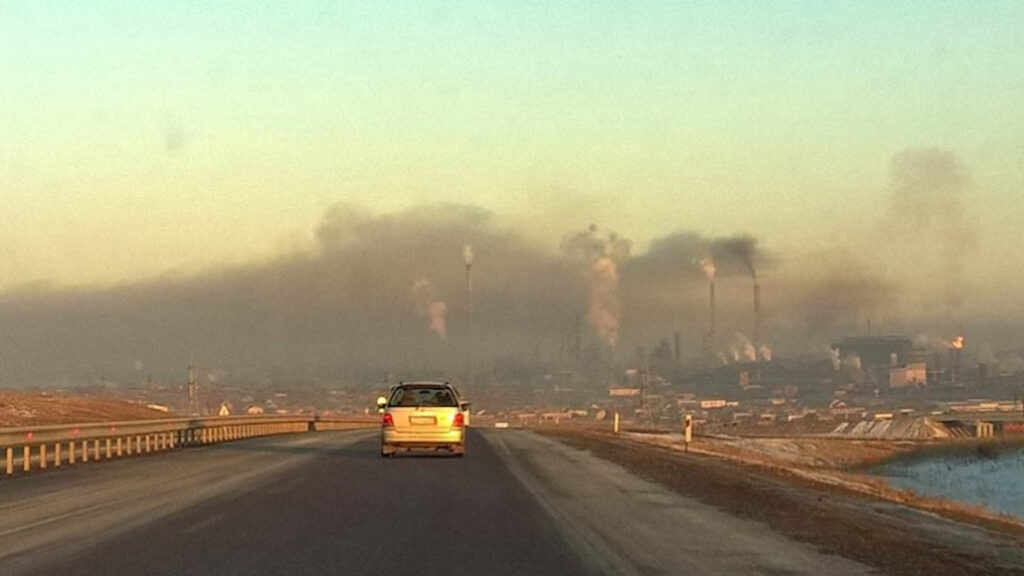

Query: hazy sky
<box><xmin>3</xmin><ymin>2</ymin><xmax>1022</xmax><ymax>287</ymax></box>
<box><xmin>1</xmin><ymin>3</ymin><xmax>1023</xmax><ymax>385</ymax></box>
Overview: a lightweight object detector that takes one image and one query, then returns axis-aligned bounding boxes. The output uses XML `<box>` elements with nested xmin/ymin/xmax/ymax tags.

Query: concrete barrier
<box><xmin>0</xmin><ymin>415</ymin><xmax>377</xmax><ymax>478</ymax></box>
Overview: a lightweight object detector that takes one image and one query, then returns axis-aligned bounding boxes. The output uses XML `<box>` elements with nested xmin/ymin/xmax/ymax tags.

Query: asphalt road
<box><xmin>2</xmin><ymin>429</ymin><xmax>590</xmax><ymax>576</ymax></box>
<box><xmin>1</xmin><ymin>428</ymin><xmax>878</xmax><ymax>576</ymax></box>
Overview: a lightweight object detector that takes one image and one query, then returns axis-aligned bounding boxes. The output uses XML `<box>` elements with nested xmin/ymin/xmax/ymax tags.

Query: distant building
<box><xmin>888</xmin><ymin>362</ymin><xmax>927</xmax><ymax>387</ymax></box>
<box><xmin>835</xmin><ymin>336</ymin><xmax>915</xmax><ymax>368</ymax></box>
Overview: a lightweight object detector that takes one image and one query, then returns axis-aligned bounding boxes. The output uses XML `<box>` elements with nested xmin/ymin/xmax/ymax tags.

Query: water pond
<box><xmin>874</xmin><ymin>445</ymin><xmax>1024</xmax><ymax>519</ymax></box>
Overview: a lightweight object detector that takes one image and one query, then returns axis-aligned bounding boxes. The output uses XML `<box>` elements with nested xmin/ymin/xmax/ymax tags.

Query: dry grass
<box><xmin>0</xmin><ymin>391</ymin><xmax>175</xmax><ymax>427</ymax></box>
<box><xmin>619</xmin><ymin>429</ymin><xmax>1024</xmax><ymax>538</ymax></box>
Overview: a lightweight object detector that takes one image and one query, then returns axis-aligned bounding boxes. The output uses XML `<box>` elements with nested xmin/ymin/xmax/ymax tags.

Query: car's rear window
<box><xmin>389</xmin><ymin>386</ymin><xmax>457</xmax><ymax>407</ymax></box>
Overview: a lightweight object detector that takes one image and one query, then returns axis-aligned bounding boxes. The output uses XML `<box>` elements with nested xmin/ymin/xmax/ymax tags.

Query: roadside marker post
<box><xmin>683</xmin><ymin>414</ymin><xmax>692</xmax><ymax>453</ymax></box>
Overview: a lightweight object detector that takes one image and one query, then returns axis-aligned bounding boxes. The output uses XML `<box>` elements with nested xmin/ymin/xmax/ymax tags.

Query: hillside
<box><xmin>0</xmin><ymin>392</ymin><xmax>175</xmax><ymax>427</ymax></box>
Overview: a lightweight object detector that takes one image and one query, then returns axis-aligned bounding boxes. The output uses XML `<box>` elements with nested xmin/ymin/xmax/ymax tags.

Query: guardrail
<box><xmin>1</xmin><ymin>414</ymin><xmax>378</xmax><ymax>478</ymax></box>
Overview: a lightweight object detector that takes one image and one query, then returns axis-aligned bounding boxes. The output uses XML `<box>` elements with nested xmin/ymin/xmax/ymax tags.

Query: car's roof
<box><xmin>397</xmin><ymin>381</ymin><xmax>451</xmax><ymax>388</ymax></box>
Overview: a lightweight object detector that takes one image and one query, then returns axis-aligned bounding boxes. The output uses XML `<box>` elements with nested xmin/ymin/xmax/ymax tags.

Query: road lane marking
<box><xmin>0</xmin><ymin>501</ymin><xmax>122</xmax><ymax>539</ymax></box>
<box><xmin>181</xmin><ymin>514</ymin><xmax>225</xmax><ymax>535</ymax></box>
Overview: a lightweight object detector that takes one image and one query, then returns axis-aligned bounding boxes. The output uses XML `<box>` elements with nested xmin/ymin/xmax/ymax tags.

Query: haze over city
<box><xmin>2</xmin><ymin>2</ymin><xmax>1023</xmax><ymax>385</ymax></box>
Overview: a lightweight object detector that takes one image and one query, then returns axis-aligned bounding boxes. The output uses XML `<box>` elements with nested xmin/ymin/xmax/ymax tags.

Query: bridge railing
<box><xmin>0</xmin><ymin>414</ymin><xmax>378</xmax><ymax>478</ymax></box>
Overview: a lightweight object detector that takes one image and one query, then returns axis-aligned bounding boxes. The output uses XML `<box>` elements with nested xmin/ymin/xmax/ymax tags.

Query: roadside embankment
<box><xmin>621</xmin><ymin>429</ymin><xmax>1024</xmax><ymax>536</ymax></box>
<box><xmin>0</xmin><ymin>392</ymin><xmax>175</xmax><ymax>427</ymax></box>
<box><xmin>538</xmin><ymin>428</ymin><xmax>1024</xmax><ymax>576</ymax></box>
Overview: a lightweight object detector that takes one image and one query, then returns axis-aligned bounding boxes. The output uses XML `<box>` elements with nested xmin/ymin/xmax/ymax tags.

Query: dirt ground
<box><xmin>0</xmin><ymin>392</ymin><xmax>175</xmax><ymax>427</ymax></box>
<box><xmin>541</xmin><ymin>428</ymin><xmax>1024</xmax><ymax>576</ymax></box>
<box><xmin>661</xmin><ymin>432</ymin><xmax>921</xmax><ymax>468</ymax></box>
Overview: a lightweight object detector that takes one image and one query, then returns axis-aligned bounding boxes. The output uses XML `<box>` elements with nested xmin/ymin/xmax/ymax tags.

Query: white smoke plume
<box><xmin>410</xmin><ymin>278</ymin><xmax>448</xmax><ymax>339</ymax></box>
<box><xmin>727</xmin><ymin>333</ymin><xmax>756</xmax><ymax>362</ymax></box>
<box><xmin>759</xmin><ymin>345</ymin><xmax>772</xmax><ymax>362</ymax></box>
<box><xmin>588</xmin><ymin>257</ymin><xmax>620</xmax><ymax>348</ymax></box>
<box><xmin>698</xmin><ymin>257</ymin><xmax>716</xmax><ymax>281</ymax></box>
<box><xmin>843</xmin><ymin>353</ymin><xmax>862</xmax><ymax>371</ymax></box>
<box><xmin>828</xmin><ymin>347</ymin><xmax>841</xmax><ymax>371</ymax></box>
<box><xmin>463</xmin><ymin>244</ymin><xmax>474</xmax><ymax>267</ymax></box>
<box><xmin>563</xmin><ymin>225</ymin><xmax>632</xmax><ymax>349</ymax></box>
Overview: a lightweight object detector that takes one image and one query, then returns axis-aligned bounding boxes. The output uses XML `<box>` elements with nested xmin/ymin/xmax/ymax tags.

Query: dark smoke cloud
<box><xmin>887</xmin><ymin>148</ymin><xmax>977</xmax><ymax>310</ymax></box>
<box><xmin>788</xmin><ymin>256</ymin><xmax>900</xmax><ymax>336</ymax></box>
<box><xmin>0</xmin><ymin>204</ymin><xmax>583</xmax><ymax>386</ymax></box>
<box><xmin>621</xmin><ymin>232</ymin><xmax>774</xmax><ymax>285</ymax></box>
<box><xmin>711</xmin><ymin>235</ymin><xmax>764</xmax><ymax>279</ymax></box>
<box><xmin>619</xmin><ymin>232</ymin><xmax>775</xmax><ymax>356</ymax></box>
<box><xmin>1</xmin><ymin>207</ymin><xmax>782</xmax><ymax>388</ymax></box>
<box><xmin>622</xmin><ymin>232</ymin><xmax>707</xmax><ymax>283</ymax></box>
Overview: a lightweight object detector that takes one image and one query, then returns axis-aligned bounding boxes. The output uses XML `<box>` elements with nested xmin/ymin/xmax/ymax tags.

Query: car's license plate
<box><xmin>410</xmin><ymin>415</ymin><xmax>436</xmax><ymax>426</ymax></box>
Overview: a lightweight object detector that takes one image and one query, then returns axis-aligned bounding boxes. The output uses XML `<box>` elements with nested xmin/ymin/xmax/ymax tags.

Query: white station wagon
<box><xmin>378</xmin><ymin>382</ymin><xmax>468</xmax><ymax>457</ymax></box>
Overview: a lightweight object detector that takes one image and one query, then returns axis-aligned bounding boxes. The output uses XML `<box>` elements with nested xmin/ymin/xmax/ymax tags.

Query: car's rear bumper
<box><xmin>382</xmin><ymin>429</ymin><xmax>464</xmax><ymax>447</ymax></box>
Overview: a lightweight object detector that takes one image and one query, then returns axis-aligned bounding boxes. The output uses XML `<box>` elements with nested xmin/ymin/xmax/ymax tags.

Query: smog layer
<box><xmin>0</xmin><ymin>148</ymin><xmax>1018</xmax><ymax>386</ymax></box>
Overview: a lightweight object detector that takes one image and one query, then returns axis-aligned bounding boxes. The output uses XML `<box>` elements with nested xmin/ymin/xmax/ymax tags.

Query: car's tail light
<box><xmin>452</xmin><ymin>412</ymin><xmax>465</xmax><ymax>428</ymax></box>
<box><xmin>382</xmin><ymin>413</ymin><xmax>395</xmax><ymax>428</ymax></box>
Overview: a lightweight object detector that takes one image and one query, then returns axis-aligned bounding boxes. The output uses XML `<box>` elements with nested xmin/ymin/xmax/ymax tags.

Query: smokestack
<box><xmin>699</xmin><ymin>257</ymin><xmax>717</xmax><ymax>360</ymax></box>
<box><xmin>753</xmin><ymin>278</ymin><xmax>761</xmax><ymax>360</ymax></box>
<box><xmin>187</xmin><ymin>359</ymin><xmax>199</xmax><ymax>417</ymax></box>
<box><xmin>464</xmin><ymin>244</ymin><xmax>474</xmax><ymax>314</ymax></box>
<box><xmin>463</xmin><ymin>244</ymin><xmax>474</xmax><ymax>385</ymax></box>
<box><xmin>709</xmin><ymin>280</ymin><xmax>717</xmax><ymax>347</ymax></box>
<box><xmin>571</xmin><ymin>312</ymin><xmax>583</xmax><ymax>366</ymax></box>
<box><xmin>950</xmin><ymin>335</ymin><xmax>965</xmax><ymax>384</ymax></box>
<box><xmin>753</xmin><ymin>277</ymin><xmax>761</xmax><ymax>383</ymax></box>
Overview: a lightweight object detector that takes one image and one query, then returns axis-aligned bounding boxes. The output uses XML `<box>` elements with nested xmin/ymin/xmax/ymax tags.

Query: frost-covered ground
<box><xmin>878</xmin><ymin>448</ymin><xmax>1024</xmax><ymax>519</ymax></box>
<box><xmin>619</xmin><ymin>430</ymin><xmax>1024</xmax><ymax>533</ymax></box>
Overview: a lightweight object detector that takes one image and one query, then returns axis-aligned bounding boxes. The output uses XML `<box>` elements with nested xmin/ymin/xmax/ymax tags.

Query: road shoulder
<box><xmin>514</xmin><ymin>428</ymin><xmax>1024</xmax><ymax>576</ymax></box>
<box><xmin>484</xmin><ymin>428</ymin><xmax>879</xmax><ymax>576</ymax></box>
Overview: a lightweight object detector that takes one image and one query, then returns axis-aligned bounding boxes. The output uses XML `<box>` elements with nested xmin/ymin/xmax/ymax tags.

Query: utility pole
<box><xmin>465</xmin><ymin>248</ymin><xmax>474</xmax><ymax>387</ymax></box>
<box><xmin>187</xmin><ymin>360</ymin><xmax>199</xmax><ymax>417</ymax></box>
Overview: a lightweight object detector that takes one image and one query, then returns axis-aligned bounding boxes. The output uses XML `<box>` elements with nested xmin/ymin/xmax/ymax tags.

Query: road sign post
<box><xmin>683</xmin><ymin>414</ymin><xmax>692</xmax><ymax>453</ymax></box>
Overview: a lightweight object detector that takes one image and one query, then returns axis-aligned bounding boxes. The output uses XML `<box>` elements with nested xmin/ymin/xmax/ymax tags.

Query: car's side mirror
<box><xmin>376</xmin><ymin>396</ymin><xmax>388</xmax><ymax>413</ymax></box>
